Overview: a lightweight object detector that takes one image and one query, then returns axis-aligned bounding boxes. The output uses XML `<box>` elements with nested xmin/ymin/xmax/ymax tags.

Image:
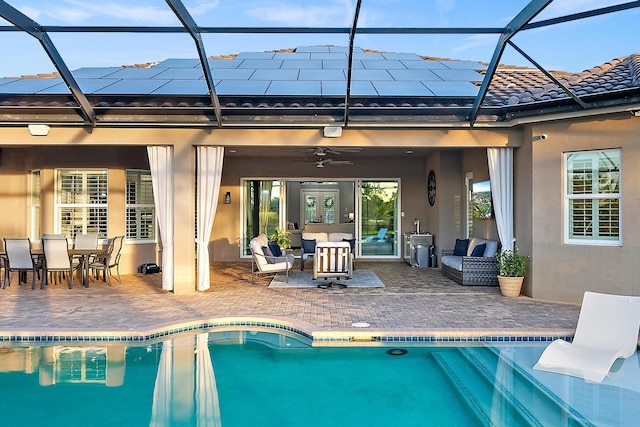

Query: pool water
<box><xmin>0</xmin><ymin>330</ymin><xmax>638</xmax><ymax>426</ymax></box>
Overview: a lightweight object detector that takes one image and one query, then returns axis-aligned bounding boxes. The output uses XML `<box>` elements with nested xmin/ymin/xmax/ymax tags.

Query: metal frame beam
<box><xmin>468</xmin><ymin>0</ymin><xmax>553</xmax><ymax>126</ymax></box>
<box><xmin>508</xmin><ymin>41</ymin><xmax>588</xmax><ymax>110</ymax></box>
<box><xmin>165</xmin><ymin>0</ymin><xmax>222</xmax><ymax>126</ymax></box>
<box><xmin>344</xmin><ymin>0</ymin><xmax>362</xmax><ymax>127</ymax></box>
<box><xmin>0</xmin><ymin>0</ymin><xmax>95</xmax><ymax>125</ymax></box>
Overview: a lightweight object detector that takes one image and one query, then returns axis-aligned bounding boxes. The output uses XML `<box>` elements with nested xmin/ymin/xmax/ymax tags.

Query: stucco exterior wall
<box><xmin>531</xmin><ymin>114</ymin><xmax>640</xmax><ymax>303</ymax></box>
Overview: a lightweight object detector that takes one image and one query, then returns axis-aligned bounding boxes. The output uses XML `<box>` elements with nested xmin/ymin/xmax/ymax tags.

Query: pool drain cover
<box><xmin>386</xmin><ymin>348</ymin><xmax>408</xmax><ymax>356</ymax></box>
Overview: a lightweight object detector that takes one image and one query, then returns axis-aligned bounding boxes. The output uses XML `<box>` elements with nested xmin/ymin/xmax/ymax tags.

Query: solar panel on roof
<box><xmin>372</xmin><ymin>81</ymin><xmax>435</xmax><ymax>96</ymax></box>
<box><xmin>439</xmin><ymin>60</ymin><xmax>487</xmax><ymax>70</ymax></box>
<box><xmin>362</xmin><ymin>60</ymin><xmax>407</xmax><ymax>70</ymax></box>
<box><xmin>0</xmin><ymin>78</ymin><xmax>63</xmax><ymax>94</ymax></box>
<box><xmin>207</xmin><ymin>59</ymin><xmax>242</xmax><ymax>69</ymax></box>
<box><xmin>235</xmin><ymin>52</ymin><xmax>276</xmax><ymax>60</ymax></box>
<box><xmin>353</xmin><ymin>52</ymin><xmax>383</xmax><ymax>60</ymax></box>
<box><xmin>209</xmin><ymin>69</ymin><xmax>255</xmax><ymax>80</ymax></box>
<box><xmin>328</xmin><ymin>46</ymin><xmax>352</xmax><ymax>53</ymax></box>
<box><xmin>93</xmin><ymin>79</ymin><xmax>169</xmax><ymax>94</ymax></box>
<box><xmin>71</xmin><ymin>67</ymin><xmax>122</xmax><ymax>78</ymax></box>
<box><xmin>432</xmin><ymin>69</ymin><xmax>484</xmax><ymax>82</ymax></box>
<box><xmin>352</xmin><ymin>69</ymin><xmax>393</xmax><ymax>81</ymax></box>
<box><xmin>0</xmin><ymin>78</ymin><xmax>19</xmax><ymax>88</ymax></box>
<box><xmin>281</xmin><ymin>59</ymin><xmax>322</xmax><ymax>70</ymax></box>
<box><xmin>215</xmin><ymin>80</ymin><xmax>269</xmax><ymax>95</ymax></box>
<box><xmin>321</xmin><ymin>80</ymin><xmax>347</xmax><ymax>96</ymax></box>
<box><xmin>311</xmin><ymin>52</ymin><xmax>348</xmax><ymax>60</ymax></box>
<box><xmin>38</xmin><ymin>78</ymin><xmax>120</xmax><ymax>94</ymax></box>
<box><xmin>322</xmin><ymin>59</ymin><xmax>364</xmax><ymax>70</ymax></box>
<box><xmin>107</xmin><ymin>68</ymin><xmax>167</xmax><ymax>79</ymax></box>
<box><xmin>402</xmin><ymin>60</ymin><xmax>449</xmax><ymax>70</ymax></box>
<box><xmin>250</xmin><ymin>69</ymin><xmax>299</xmax><ymax>81</ymax></box>
<box><xmin>239</xmin><ymin>59</ymin><xmax>283</xmax><ymax>69</ymax></box>
<box><xmin>266</xmin><ymin>81</ymin><xmax>321</xmax><ymax>96</ymax></box>
<box><xmin>381</xmin><ymin>53</ymin><xmax>423</xmax><ymax>61</ymax></box>
<box><xmin>423</xmin><ymin>81</ymin><xmax>479</xmax><ymax>96</ymax></box>
<box><xmin>297</xmin><ymin>46</ymin><xmax>331</xmax><ymax>53</ymax></box>
<box><xmin>299</xmin><ymin>69</ymin><xmax>345</xmax><ymax>81</ymax></box>
<box><xmin>388</xmin><ymin>69</ymin><xmax>441</xmax><ymax>81</ymax></box>
<box><xmin>152</xmin><ymin>68</ymin><xmax>203</xmax><ymax>79</ymax></box>
<box><xmin>154</xmin><ymin>59</ymin><xmax>201</xmax><ymax>68</ymax></box>
<box><xmin>349</xmin><ymin>81</ymin><xmax>379</xmax><ymax>96</ymax></box>
<box><xmin>151</xmin><ymin>79</ymin><xmax>208</xmax><ymax>95</ymax></box>
<box><xmin>273</xmin><ymin>52</ymin><xmax>311</xmax><ymax>60</ymax></box>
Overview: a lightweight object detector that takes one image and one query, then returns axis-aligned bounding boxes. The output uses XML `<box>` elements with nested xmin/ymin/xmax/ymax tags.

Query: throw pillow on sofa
<box><xmin>453</xmin><ymin>238</ymin><xmax>469</xmax><ymax>256</ymax></box>
<box><xmin>470</xmin><ymin>243</ymin><xmax>486</xmax><ymax>257</ymax></box>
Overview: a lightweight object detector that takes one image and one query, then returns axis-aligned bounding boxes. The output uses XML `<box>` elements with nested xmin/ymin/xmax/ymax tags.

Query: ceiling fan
<box><xmin>315</xmin><ymin>159</ymin><xmax>353</xmax><ymax>168</ymax></box>
<box><xmin>311</xmin><ymin>147</ymin><xmax>361</xmax><ymax>157</ymax></box>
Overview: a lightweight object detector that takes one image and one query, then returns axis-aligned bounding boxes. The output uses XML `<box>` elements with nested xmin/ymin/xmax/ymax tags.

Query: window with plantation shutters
<box><xmin>126</xmin><ymin>170</ymin><xmax>156</xmax><ymax>241</ymax></box>
<box><xmin>56</xmin><ymin>170</ymin><xmax>108</xmax><ymax>239</ymax></box>
<box><xmin>564</xmin><ymin>149</ymin><xmax>621</xmax><ymax>245</ymax></box>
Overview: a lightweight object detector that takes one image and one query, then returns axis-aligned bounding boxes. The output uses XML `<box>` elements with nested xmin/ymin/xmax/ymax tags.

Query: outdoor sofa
<box><xmin>441</xmin><ymin>237</ymin><xmax>500</xmax><ymax>286</ymax></box>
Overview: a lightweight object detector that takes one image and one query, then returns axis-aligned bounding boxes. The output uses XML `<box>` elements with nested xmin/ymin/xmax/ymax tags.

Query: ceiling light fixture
<box><xmin>322</xmin><ymin>126</ymin><xmax>342</xmax><ymax>138</ymax></box>
<box><xmin>28</xmin><ymin>124</ymin><xmax>50</xmax><ymax>136</ymax></box>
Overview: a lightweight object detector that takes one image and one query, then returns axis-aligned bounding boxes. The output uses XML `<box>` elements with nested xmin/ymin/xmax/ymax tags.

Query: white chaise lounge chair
<box><xmin>533</xmin><ymin>291</ymin><xmax>640</xmax><ymax>383</ymax></box>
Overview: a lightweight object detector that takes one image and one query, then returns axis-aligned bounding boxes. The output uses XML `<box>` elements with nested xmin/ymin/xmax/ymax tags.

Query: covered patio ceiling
<box><xmin>1</xmin><ymin>0</ymin><xmax>640</xmax><ymax>129</ymax></box>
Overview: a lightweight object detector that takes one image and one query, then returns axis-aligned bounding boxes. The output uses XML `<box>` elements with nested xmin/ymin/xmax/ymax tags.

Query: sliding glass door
<box><xmin>241</xmin><ymin>179</ymin><xmax>283</xmax><ymax>256</ymax></box>
<box><xmin>359</xmin><ymin>180</ymin><xmax>399</xmax><ymax>257</ymax></box>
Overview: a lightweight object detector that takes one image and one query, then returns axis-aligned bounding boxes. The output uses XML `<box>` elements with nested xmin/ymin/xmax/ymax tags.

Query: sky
<box><xmin>1</xmin><ymin>0</ymin><xmax>639</xmax><ymax>78</ymax></box>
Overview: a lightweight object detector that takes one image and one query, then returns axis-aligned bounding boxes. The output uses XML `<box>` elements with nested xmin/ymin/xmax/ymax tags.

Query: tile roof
<box><xmin>486</xmin><ymin>54</ymin><xmax>640</xmax><ymax>107</ymax></box>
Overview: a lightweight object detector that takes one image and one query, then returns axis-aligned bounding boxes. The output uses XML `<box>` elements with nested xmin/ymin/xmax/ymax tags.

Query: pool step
<box><xmin>431</xmin><ymin>348</ymin><xmax>594</xmax><ymax>427</ymax></box>
<box><xmin>431</xmin><ymin>350</ymin><xmax>539</xmax><ymax>427</ymax></box>
<box><xmin>463</xmin><ymin>346</ymin><xmax>594</xmax><ymax>427</ymax></box>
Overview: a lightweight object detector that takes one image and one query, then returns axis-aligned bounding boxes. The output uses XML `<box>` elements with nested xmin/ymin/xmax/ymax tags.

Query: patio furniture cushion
<box><xmin>268</xmin><ymin>242</ymin><xmax>282</xmax><ymax>257</ymax></box>
<box><xmin>262</xmin><ymin>246</ymin><xmax>276</xmax><ymax>263</ymax></box>
<box><xmin>453</xmin><ymin>238</ymin><xmax>469</xmax><ymax>256</ymax></box>
<box><xmin>301</xmin><ymin>239</ymin><xmax>316</xmax><ymax>254</ymax></box>
<box><xmin>441</xmin><ymin>255</ymin><xmax>463</xmax><ymax>271</ymax></box>
<box><xmin>470</xmin><ymin>243</ymin><xmax>486</xmax><ymax>257</ymax></box>
<box><xmin>467</xmin><ymin>237</ymin><xmax>498</xmax><ymax>257</ymax></box>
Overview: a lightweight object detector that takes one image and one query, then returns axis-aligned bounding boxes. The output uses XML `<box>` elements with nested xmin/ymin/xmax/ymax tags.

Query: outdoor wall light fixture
<box><xmin>532</xmin><ymin>134</ymin><xmax>548</xmax><ymax>141</ymax></box>
<box><xmin>28</xmin><ymin>124</ymin><xmax>50</xmax><ymax>136</ymax></box>
<box><xmin>224</xmin><ymin>192</ymin><xmax>231</xmax><ymax>204</ymax></box>
<box><xmin>322</xmin><ymin>126</ymin><xmax>343</xmax><ymax>138</ymax></box>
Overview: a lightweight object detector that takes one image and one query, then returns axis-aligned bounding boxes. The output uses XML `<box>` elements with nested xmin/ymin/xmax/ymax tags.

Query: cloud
<box><xmin>247</xmin><ymin>1</ymin><xmax>354</xmax><ymax>27</ymax></box>
<box><xmin>451</xmin><ymin>34</ymin><xmax>497</xmax><ymax>55</ymax></box>
<box><xmin>38</xmin><ymin>1</ymin><xmax>178</xmax><ymax>25</ymax></box>
<box><xmin>186</xmin><ymin>0</ymin><xmax>220</xmax><ymax>16</ymax></box>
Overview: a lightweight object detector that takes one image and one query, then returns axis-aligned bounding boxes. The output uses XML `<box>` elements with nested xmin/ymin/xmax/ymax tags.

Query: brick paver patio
<box><xmin>0</xmin><ymin>261</ymin><xmax>580</xmax><ymax>340</ymax></box>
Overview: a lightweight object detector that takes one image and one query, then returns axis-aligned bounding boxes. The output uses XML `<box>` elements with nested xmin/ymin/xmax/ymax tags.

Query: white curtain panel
<box><xmin>487</xmin><ymin>147</ymin><xmax>515</xmax><ymax>252</ymax></box>
<box><xmin>148</xmin><ymin>146</ymin><xmax>175</xmax><ymax>291</ymax></box>
<box><xmin>196</xmin><ymin>146</ymin><xmax>224</xmax><ymax>291</ymax></box>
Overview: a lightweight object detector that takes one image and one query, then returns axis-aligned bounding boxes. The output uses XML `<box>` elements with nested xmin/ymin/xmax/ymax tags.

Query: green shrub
<box><xmin>496</xmin><ymin>249</ymin><xmax>529</xmax><ymax>277</ymax></box>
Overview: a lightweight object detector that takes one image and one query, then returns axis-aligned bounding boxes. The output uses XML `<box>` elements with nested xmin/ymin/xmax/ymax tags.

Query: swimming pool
<box><xmin>0</xmin><ymin>330</ymin><xmax>638</xmax><ymax>426</ymax></box>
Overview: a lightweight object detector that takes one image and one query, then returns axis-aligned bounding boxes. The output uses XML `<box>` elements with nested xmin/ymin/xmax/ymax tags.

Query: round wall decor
<box><xmin>427</xmin><ymin>170</ymin><xmax>436</xmax><ymax>206</ymax></box>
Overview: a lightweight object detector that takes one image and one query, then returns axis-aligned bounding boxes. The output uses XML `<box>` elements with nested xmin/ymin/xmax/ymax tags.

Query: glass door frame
<box><xmin>356</xmin><ymin>178</ymin><xmax>402</xmax><ymax>259</ymax></box>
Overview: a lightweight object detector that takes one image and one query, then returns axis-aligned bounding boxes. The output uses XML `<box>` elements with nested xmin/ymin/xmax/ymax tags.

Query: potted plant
<box><xmin>496</xmin><ymin>249</ymin><xmax>529</xmax><ymax>297</ymax></box>
<box><xmin>270</xmin><ymin>228</ymin><xmax>291</xmax><ymax>250</ymax></box>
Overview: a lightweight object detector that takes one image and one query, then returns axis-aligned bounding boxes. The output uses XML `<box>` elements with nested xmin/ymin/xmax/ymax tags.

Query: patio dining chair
<box><xmin>3</xmin><ymin>238</ymin><xmax>39</xmax><ymax>289</ymax></box>
<box><xmin>41</xmin><ymin>237</ymin><xmax>76</xmax><ymax>289</ymax></box>
<box><xmin>89</xmin><ymin>236</ymin><xmax>124</xmax><ymax>285</ymax></box>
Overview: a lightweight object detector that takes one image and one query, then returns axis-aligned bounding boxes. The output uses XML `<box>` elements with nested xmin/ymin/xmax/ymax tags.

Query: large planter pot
<box><xmin>497</xmin><ymin>275</ymin><xmax>524</xmax><ymax>297</ymax></box>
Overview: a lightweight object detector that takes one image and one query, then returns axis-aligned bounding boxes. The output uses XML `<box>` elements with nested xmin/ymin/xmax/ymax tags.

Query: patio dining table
<box><xmin>27</xmin><ymin>246</ymin><xmax>106</xmax><ymax>288</ymax></box>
